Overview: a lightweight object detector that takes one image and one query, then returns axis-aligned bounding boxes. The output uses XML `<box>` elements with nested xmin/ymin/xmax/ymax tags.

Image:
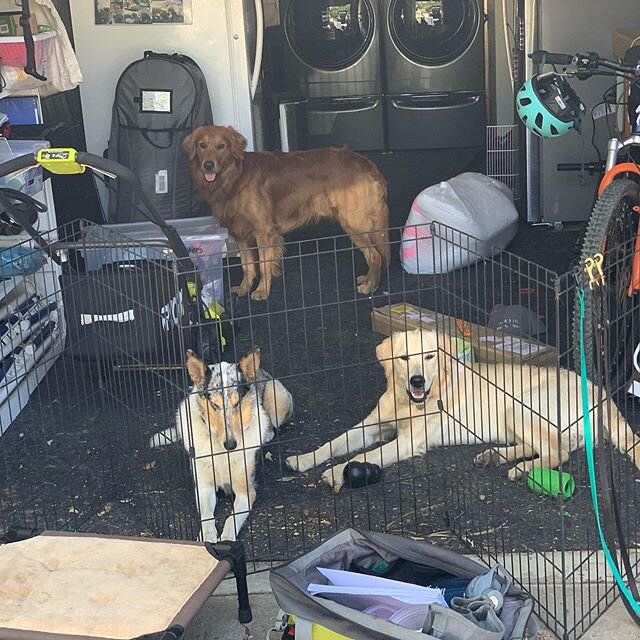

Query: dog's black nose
<box><xmin>410</xmin><ymin>374</ymin><xmax>425</xmax><ymax>389</ymax></box>
<box><xmin>224</xmin><ymin>438</ymin><xmax>237</xmax><ymax>451</ymax></box>
<box><xmin>203</xmin><ymin>160</ymin><xmax>215</xmax><ymax>172</ymax></box>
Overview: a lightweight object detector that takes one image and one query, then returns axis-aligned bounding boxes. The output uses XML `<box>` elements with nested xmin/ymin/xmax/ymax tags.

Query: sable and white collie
<box><xmin>150</xmin><ymin>348</ymin><xmax>293</xmax><ymax>542</ymax></box>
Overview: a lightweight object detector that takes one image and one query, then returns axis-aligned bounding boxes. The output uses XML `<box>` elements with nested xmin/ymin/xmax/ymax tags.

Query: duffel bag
<box><xmin>270</xmin><ymin>528</ymin><xmax>536</xmax><ymax>640</ymax></box>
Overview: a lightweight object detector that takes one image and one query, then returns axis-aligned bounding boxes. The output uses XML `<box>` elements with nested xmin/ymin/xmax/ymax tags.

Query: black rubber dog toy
<box><xmin>343</xmin><ymin>461</ymin><xmax>382</xmax><ymax>489</ymax></box>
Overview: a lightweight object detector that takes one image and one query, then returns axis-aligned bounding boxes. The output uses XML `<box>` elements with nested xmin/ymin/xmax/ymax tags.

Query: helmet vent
<box><xmin>550</xmin><ymin>124</ymin><xmax>559</xmax><ymax>136</ymax></box>
<box><xmin>519</xmin><ymin>97</ymin><xmax>532</xmax><ymax>106</ymax></box>
<box><xmin>535</xmin><ymin>113</ymin><xmax>544</xmax><ymax>129</ymax></box>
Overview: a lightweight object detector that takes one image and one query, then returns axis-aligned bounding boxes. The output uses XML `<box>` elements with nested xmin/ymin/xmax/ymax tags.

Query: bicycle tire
<box><xmin>572</xmin><ymin>178</ymin><xmax>640</xmax><ymax>389</ymax></box>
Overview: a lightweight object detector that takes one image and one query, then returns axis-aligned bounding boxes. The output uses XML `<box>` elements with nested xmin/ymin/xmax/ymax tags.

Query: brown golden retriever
<box><xmin>183</xmin><ymin>125</ymin><xmax>390</xmax><ymax>300</ymax></box>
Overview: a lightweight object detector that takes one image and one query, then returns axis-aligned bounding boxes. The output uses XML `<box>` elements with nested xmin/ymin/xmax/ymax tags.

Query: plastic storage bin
<box><xmin>81</xmin><ymin>217</ymin><xmax>228</xmax><ymax>303</ymax></box>
<box><xmin>0</xmin><ymin>138</ymin><xmax>49</xmax><ymax>197</ymax></box>
<box><xmin>0</xmin><ymin>31</ymin><xmax>56</xmax><ymax>71</ymax></box>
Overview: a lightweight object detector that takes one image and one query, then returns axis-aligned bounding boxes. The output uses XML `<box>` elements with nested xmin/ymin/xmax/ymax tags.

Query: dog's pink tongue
<box><xmin>204</xmin><ymin>172</ymin><xmax>217</xmax><ymax>183</ymax></box>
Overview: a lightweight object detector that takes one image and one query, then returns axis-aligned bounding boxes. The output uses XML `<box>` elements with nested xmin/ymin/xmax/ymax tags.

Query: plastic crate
<box><xmin>0</xmin><ymin>138</ymin><xmax>48</xmax><ymax>197</ymax></box>
<box><xmin>0</xmin><ymin>31</ymin><xmax>55</xmax><ymax>70</ymax></box>
<box><xmin>81</xmin><ymin>217</ymin><xmax>228</xmax><ymax>303</ymax></box>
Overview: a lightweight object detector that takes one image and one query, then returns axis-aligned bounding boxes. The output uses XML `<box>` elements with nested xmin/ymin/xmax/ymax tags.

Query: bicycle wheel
<box><xmin>573</xmin><ymin>178</ymin><xmax>640</xmax><ymax>391</ymax></box>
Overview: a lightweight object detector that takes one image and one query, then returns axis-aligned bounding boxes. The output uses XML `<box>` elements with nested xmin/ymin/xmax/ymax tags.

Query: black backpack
<box><xmin>107</xmin><ymin>51</ymin><xmax>213</xmax><ymax>223</ymax></box>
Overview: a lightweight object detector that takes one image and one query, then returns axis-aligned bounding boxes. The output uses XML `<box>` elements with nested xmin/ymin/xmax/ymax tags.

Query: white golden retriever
<box><xmin>286</xmin><ymin>328</ymin><xmax>640</xmax><ymax>493</ymax></box>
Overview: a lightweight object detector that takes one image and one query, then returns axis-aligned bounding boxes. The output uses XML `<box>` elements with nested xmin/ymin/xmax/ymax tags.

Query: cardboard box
<box><xmin>12</xmin><ymin>15</ymin><xmax>38</xmax><ymax>36</ymax></box>
<box><xmin>613</xmin><ymin>30</ymin><xmax>640</xmax><ymax>137</ymax></box>
<box><xmin>371</xmin><ymin>302</ymin><xmax>458</xmax><ymax>336</ymax></box>
<box><xmin>471</xmin><ymin>331</ymin><xmax>557</xmax><ymax>367</ymax></box>
<box><xmin>371</xmin><ymin>303</ymin><xmax>557</xmax><ymax>367</ymax></box>
<box><xmin>371</xmin><ymin>303</ymin><xmax>474</xmax><ymax>361</ymax></box>
<box><xmin>613</xmin><ymin>29</ymin><xmax>640</xmax><ymax>60</ymax></box>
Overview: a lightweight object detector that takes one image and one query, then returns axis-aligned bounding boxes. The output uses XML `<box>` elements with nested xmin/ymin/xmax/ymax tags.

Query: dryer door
<box><xmin>284</xmin><ymin>0</ymin><xmax>376</xmax><ymax>71</ymax></box>
<box><xmin>388</xmin><ymin>0</ymin><xmax>481</xmax><ymax>66</ymax></box>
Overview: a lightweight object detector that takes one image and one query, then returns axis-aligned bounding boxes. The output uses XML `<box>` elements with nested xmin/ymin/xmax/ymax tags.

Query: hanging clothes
<box><xmin>0</xmin><ymin>0</ymin><xmax>82</xmax><ymax>95</ymax></box>
<box><xmin>29</xmin><ymin>0</ymin><xmax>82</xmax><ymax>94</ymax></box>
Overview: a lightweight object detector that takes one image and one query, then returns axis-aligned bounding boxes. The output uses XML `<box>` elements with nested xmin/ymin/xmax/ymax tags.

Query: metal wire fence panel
<box><xmin>0</xmin><ymin>219</ymin><xmax>638</xmax><ymax>639</ymax></box>
<box><xmin>486</xmin><ymin>125</ymin><xmax>520</xmax><ymax>200</ymax></box>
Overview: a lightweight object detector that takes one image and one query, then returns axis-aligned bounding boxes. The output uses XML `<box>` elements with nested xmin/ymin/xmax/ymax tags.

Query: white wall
<box><xmin>69</xmin><ymin>0</ymin><xmax>246</xmax><ymax>156</ymax></box>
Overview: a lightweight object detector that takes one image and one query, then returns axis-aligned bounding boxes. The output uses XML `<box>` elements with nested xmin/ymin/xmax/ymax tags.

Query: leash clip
<box><xmin>571</xmin><ymin>265</ymin><xmax>582</xmax><ymax>288</ymax></box>
<box><xmin>584</xmin><ymin>253</ymin><xmax>605</xmax><ymax>289</ymax></box>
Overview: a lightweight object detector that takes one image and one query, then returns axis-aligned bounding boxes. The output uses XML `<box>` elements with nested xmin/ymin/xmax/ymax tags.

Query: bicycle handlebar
<box><xmin>530</xmin><ymin>50</ymin><xmax>640</xmax><ymax>76</ymax></box>
<box><xmin>530</xmin><ymin>50</ymin><xmax>574</xmax><ymax>66</ymax></box>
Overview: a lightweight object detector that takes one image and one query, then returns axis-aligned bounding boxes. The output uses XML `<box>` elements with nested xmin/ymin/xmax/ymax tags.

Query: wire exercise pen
<box><xmin>486</xmin><ymin>125</ymin><xmax>519</xmax><ymax>201</ymax></box>
<box><xmin>0</xmin><ymin>193</ymin><xmax>638</xmax><ymax>638</ymax></box>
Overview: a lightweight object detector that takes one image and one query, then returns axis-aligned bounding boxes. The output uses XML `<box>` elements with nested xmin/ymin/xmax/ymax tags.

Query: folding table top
<box><xmin>0</xmin><ymin>532</ymin><xmax>228</xmax><ymax>640</ymax></box>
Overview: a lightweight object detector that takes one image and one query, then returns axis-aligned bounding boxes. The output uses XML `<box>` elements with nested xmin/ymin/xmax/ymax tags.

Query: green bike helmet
<box><xmin>516</xmin><ymin>73</ymin><xmax>585</xmax><ymax>138</ymax></box>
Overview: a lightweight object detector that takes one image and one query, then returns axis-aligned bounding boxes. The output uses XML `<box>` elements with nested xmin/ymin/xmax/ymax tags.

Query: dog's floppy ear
<box><xmin>430</xmin><ymin>332</ymin><xmax>457</xmax><ymax>407</ymax></box>
<box><xmin>375</xmin><ymin>335</ymin><xmax>392</xmax><ymax>362</ymax></box>
<box><xmin>183</xmin><ymin>130</ymin><xmax>198</xmax><ymax>161</ymax></box>
<box><xmin>226</xmin><ymin>126</ymin><xmax>247</xmax><ymax>160</ymax></box>
<box><xmin>433</xmin><ymin>331</ymin><xmax>458</xmax><ymax>363</ymax></box>
<box><xmin>185</xmin><ymin>349</ymin><xmax>207</xmax><ymax>385</ymax></box>
<box><xmin>375</xmin><ymin>335</ymin><xmax>394</xmax><ymax>381</ymax></box>
<box><xmin>238</xmin><ymin>346</ymin><xmax>261</xmax><ymax>381</ymax></box>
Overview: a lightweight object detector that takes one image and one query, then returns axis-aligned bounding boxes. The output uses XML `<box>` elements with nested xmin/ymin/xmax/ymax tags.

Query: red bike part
<box><xmin>596</xmin><ymin>169</ymin><xmax>640</xmax><ymax>295</ymax></box>
<box><xmin>630</xmin><ymin>205</ymin><xmax>640</xmax><ymax>296</ymax></box>
<box><xmin>598</xmin><ymin>163</ymin><xmax>640</xmax><ymax>196</ymax></box>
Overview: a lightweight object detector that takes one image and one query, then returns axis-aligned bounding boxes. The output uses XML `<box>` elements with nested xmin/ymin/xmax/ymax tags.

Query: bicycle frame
<box><xmin>596</xmin><ymin>135</ymin><xmax>640</xmax><ymax>295</ymax></box>
<box><xmin>599</xmin><ymin>136</ymin><xmax>640</xmax><ymax>195</ymax></box>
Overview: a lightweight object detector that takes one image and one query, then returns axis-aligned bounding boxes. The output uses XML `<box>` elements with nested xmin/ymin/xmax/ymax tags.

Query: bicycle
<box><xmin>517</xmin><ymin>48</ymin><xmax>640</xmax><ymax>390</ymax></box>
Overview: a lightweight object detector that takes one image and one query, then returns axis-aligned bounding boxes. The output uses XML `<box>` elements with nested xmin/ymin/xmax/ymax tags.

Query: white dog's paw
<box><xmin>507</xmin><ymin>464</ymin><xmax>528</xmax><ymax>481</ymax></box>
<box><xmin>474</xmin><ymin>448</ymin><xmax>503</xmax><ymax>468</ymax></box>
<box><xmin>200</xmin><ymin>522</ymin><xmax>219</xmax><ymax>544</ymax></box>
<box><xmin>321</xmin><ymin>464</ymin><xmax>347</xmax><ymax>494</ymax></box>
<box><xmin>285</xmin><ymin>453</ymin><xmax>315</xmax><ymax>473</ymax></box>
<box><xmin>284</xmin><ymin>455</ymin><xmax>300</xmax><ymax>471</ymax></box>
<box><xmin>148</xmin><ymin>433</ymin><xmax>163</xmax><ymax>449</ymax></box>
<box><xmin>220</xmin><ymin>523</ymin><xmax>238</xmax><ymax>543</ymax></box>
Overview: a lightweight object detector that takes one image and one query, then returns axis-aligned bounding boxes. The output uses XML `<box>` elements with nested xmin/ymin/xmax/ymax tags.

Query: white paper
<box><xmin>155</xmin><ymin>169</ymin><xmax>168</xmax><ymax>194</ymax></box>
<box><xmin>394</xmin><ymin>307</ymin><xmax>436</xmax><ymax>323</ymax></box>
<box><xmin>310</xmin><ymin>568</ymin><xmax>448</xmax><ymax>607</ymax></box>
<box><xmin>141</xmin><ymin>90</ymin><xmax>171</xmax><ymax>113</ymax></box>
<box><xmin>478</xmin><ymin>335</ymin><xmax>546</xmax><ymax>356</ymax></box>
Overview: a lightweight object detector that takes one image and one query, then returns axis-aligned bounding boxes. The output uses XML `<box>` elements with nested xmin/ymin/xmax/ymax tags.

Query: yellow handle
<box><xmin>36</xmin><ymin>148</ymin><xmax>85</xmax><ymax>175</ymax></box>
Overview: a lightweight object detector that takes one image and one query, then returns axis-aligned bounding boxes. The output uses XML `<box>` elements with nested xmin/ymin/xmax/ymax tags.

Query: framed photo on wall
<box><xmin>94</xmin><ymin>0</ymin><xmax>193</xmax><ymax>25</ymax></box>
